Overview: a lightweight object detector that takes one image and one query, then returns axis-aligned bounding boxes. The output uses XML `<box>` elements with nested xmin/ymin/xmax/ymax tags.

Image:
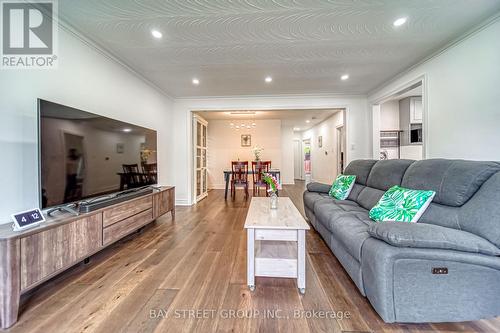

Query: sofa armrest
<box><xmin>368</xmin><ymin>222</ymin><xmax>500</xmax><ymax>256</ymax></box>
<box><xmin>306</xmin><ymin>182</ymin><xmax>331</xmax><ymax>194</ymax></box>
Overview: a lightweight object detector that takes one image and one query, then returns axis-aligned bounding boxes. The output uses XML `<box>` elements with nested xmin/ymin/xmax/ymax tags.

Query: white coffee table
<box><xmin>244</xmin><ymin>197</ymin><xmax>310</xmax><ymax>294</ymax></box>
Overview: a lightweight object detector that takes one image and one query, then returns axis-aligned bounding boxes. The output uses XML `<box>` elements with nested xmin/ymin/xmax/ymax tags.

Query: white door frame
<box><xmin>335</xmin><ymin>124</ymin><xmax>345</xmax><ymax>175</ymax></box>
<box><xmin>370</xmin><ymin>75</ymin><xmax>427</xmax><ymax>160</ymax></box>
<box><xmin>188</xmin><ymin>106</ymin><xmax>350</xmax><ymax>205</ymax></box>
<box><xmin>192</xmin><ymin>114</ymin><xmax>208</xmax><ymax>203</ymax></box>
<box><xmin>293</xmin><ymin>139</ymin><xmax>303</xmax><ymax>180</ymax></box>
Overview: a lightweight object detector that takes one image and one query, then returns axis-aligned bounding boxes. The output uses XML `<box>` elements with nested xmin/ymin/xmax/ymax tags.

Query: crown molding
<box><xmin>56</xmin><ymin>17</ymin><xmax>175</xmax><ymax>102</ymax></box>
<box><xmin>174</xmin><ymin>92</ymin><xmax>367</xmax><ymax>102</ymax></box>
<box><xmin>367</xmin><ymin>11</ymin><xmax>500</xmax><ymax>97</ymax></box>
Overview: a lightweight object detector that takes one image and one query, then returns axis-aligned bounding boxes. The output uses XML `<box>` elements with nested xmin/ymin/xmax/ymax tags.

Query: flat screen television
<box><xmin>38</xmin><ymin>99</ymin><xmax>157</xmax><ymax>209</ymax></box>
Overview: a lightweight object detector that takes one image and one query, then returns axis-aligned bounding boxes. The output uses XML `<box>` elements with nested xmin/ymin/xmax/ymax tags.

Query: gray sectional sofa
<box><xmin>303</xmin><ymin>159</ymin><xmax>500</xmax><ymax>323</ymax></box>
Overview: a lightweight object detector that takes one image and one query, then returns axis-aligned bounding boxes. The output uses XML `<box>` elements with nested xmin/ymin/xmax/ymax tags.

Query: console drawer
<box><xmin>103</xmin><ymin>196</ymin><xmax>152</xmax><ymax>227</ymax></box>
<box><xmin>103</xmin><ymin>208</ymin><xmax>153</xmax><ymax>245</ymax></box>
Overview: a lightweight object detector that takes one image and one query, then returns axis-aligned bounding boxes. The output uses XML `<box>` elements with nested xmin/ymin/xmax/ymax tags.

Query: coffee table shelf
<box><xmin>244</xmin><ymin>197</ymin><xmax>309</xmax><ymax>294</ymax></box>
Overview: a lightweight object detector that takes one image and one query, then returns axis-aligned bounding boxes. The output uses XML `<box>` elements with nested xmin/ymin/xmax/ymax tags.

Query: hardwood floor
<box><xmin>8</xmin><ymin>182</ymin><xmax>500</xmax><ymax>333</ymax></box>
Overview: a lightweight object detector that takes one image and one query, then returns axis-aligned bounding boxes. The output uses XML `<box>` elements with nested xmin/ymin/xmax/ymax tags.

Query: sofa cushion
<box><xmin>366</xmin><ymin>160</ymin><xmax>414</xmax><ymax>191</ymax></box>
<box><xmin>401</xmin><ymin>159</ymin><xmax>500</xmax><ymax>207</ymax></box>
<box><xmin>357</xmin><ymin>187</ymin><xmax>385</xmax><ymax>210</ymax></box>
<box><xmin>306</xmin><ymin>182</ymin><xmax>331</xmax><ymax>194</ymax></box>
<box><xmin>303</xmin><ymin>191</ymin><xmax>330</xmax><ymax>211</ymax></box>
<box><xmin>329</xmin><ymin>214</ymin><xmax>373</xmax><ymax>261</ymax></box>
<box><xmin>460</xmin><ymin>171</ymin><xmax>500</xmax><ymax>248</ymax></box>
<box><xmin>347</xmin><ymin>183</ymin><xmax>365</xmax><ymax>202</ymax></box>
<box><xmin>344</xmin><ymin>159</ymin><xmax>377</xmax><ymax>185</ymax></box>
<box><xmin>314</xmin><ymin>200</ymin><xmax>366</xmax><ymax>232</ymax></box>
<box><xmin>368</xmin><ymin>222</ymin><xmax>500</xmax><ymax>256</ymax></box>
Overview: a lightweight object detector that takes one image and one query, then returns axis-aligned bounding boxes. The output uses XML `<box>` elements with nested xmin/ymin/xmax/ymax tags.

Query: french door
<box><xmin>194</xmin><ymin>116</ymin><xmax>208</xmax><ymax>202</ymax></box>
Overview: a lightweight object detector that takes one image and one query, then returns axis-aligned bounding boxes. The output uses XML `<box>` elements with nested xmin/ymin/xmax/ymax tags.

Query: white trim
<box><xmin>175</xmin><ymin>199</ymin><xmax>191</xmax><ymax>206</ymax></box>
<box><xmin>188</xmin><ymin>103</ymin><xmax>353</xmax><ymax>204</ymax></box>
<box><xmin>175</xmin><ymin>93</ymin><xmax>367</xmax><ymax>101</ymax></box>
<box><xmin>370</xmin><ymin>76</ymin><xmax>427</xmax><ymax>160</ymax></box>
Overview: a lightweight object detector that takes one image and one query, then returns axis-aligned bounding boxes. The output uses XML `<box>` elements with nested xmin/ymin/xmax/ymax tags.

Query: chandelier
<box><xmin>230</xmin><ymin>121</ymin><xmax>256</xmax><ymax>130</ymax></box>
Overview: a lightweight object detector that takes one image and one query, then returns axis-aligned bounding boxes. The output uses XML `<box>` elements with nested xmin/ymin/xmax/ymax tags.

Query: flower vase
<box><xmin>269</xmin><ymin>191</ymin><xmax>278</xmax><ymax>209</ymax></box>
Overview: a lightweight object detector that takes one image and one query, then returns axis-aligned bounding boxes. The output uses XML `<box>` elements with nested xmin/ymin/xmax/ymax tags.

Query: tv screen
<box><xmin>39</xmin><ymin>99</ymin><xmax>157</xmax><ymax>208</ymax></box>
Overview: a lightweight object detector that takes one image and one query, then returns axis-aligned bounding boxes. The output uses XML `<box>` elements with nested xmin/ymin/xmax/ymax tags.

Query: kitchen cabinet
<box><xmin>410</xmin><ymin>97</ymin><xmax>423</xmax><ymax>124</ymax></box>
<box><xmin>399</xmin><ymin>96</ymin><xmax>423</xmax><ymax>146</ymax></box>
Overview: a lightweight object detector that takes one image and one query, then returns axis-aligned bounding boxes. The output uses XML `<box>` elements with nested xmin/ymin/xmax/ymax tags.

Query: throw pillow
<box><xmin>329</xmin><ymin>175</ymin><xmax>356</xmax><ymax>200</ymax></box>
<box><xmin>369</xmin><ymin>185</ymin><xmax>436</xmax><ymax>223</ymax></box>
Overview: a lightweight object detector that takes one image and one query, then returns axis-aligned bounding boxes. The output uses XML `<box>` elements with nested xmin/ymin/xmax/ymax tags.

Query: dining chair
<box><xmin>251</xmin><ymin>161</ymin><xmax>270</xmax><ymax>196</ymax></box>
<box><xmin>231</xmin><ymin>161</ymin><xmax>249</xmax><ymax>199</ymax></box>
<box><xmin>142</xmin><ymin>163</ymin><xmax>157</xmax><ymax>184</ymax></box>
<box><xmin>122</xmin><ymin>164</ymin><xmax>145</xmax><ymax>188</ymax></box>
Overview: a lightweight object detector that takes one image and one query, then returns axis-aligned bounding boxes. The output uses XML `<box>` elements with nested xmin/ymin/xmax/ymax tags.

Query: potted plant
<box><xmin>252</xmin><ymin>146</ymin><xmax>263</xmax><ymax>161</ymax></box>
<box><xmin>262</xmin><ymin>172</ymin><xmax>279</xmax><ymax>209</ymax></box>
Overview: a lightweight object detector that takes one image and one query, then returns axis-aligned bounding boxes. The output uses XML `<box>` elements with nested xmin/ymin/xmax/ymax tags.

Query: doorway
<box><xmin>371</xmin><ymin>79</ymin><xmax>425</xmax><ymax>161</ymax></box>
<box><xmin>303</xmin><ymin>138</ymin><xmax>311</xmax><ymax>184</ymax></box>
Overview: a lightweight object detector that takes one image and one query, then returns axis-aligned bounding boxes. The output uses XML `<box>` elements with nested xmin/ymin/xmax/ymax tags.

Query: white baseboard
<box><xmin>175</xmin><ymin>199</ymin><xmax>192</xmax><ymax>206</ymax></box>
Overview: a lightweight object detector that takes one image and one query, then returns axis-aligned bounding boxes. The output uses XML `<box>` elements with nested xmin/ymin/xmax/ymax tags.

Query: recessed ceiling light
<box><xmin>230</xmin><ymin>123</ymin><xmax>234</xmax><ymax>126</ymax></box>
<box><xmin>192</xmin><ymin>78</ymin><xmax>200</xmax><ymax>85</ymax></box>
<box><xmin>341</xmin><ymin>74</ymin><xmax>349</xmax><ymax>81</ymax></box>
<box><xmin>265</xmin><ymin>76</ymin><xmax>273</xmax><ymax>83</ymax></box>
<box><xmin>293</xmin><ymin>127</ymin><xmax>300</xmax><ymax>131</ymax></box>
<box><xmin>123</xmin><ymin>128</ymin><xmax>132</xmax><ymax>133</ymax></box>
<box><xmin>252</xmin><ymin>122</ymin><xmax>256</xmax><ymax>127</ymax></box>
<box><xmin>393</xmin><ymin>17</ymin><xmax>407</xmax><ymax>27</ymax></box>
<box><xmin>151</xmin><ymin>29</ymin><xmax>162</xmax><ymax>39</ymax></box>
<box><xmin>305</xmin><ymin>120</ymin><xmax>311</xmax><ymax>123</ymax></box>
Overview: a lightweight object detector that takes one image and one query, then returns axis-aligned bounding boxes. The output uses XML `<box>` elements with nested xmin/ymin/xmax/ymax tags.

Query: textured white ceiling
<box><xmin>59</xmin><ymin>0</ymin><xmax>500</xmax><ymax>97</ymax></box>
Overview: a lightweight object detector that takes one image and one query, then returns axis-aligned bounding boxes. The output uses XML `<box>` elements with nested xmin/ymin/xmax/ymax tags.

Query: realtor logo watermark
<box><xmin>1</xmin><ymin>0</ymin><xmax>58</xmax><ymax>68</ymax></box>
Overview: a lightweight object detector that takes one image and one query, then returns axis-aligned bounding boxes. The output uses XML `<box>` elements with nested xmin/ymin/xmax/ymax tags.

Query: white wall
<box><xmin>369</xmin><ymin>18</ymin><xmax>500</xmax><ymax>161</ymax></box>
<box><xmin>301</xmin><ymin>112</ymin><xmax>344</xmax><ymax>184</ymax></box>
<box><xmin>0</xmin><ymin>27</ymin><xmax>174</xmax><ymax>223</ymax></box>
<box><xmin>280</xmin><ymin>124</ymin><xmax>295</xmax><ymax>185</ymax></box>
<box><xmin>206</xmin><ymin>119</ymin><xmax>282</xmax><ymax>189</ymax></box>
<box><xmin>380</xmin><ymin>100</ymin><xmax>400</xmax><ymax>130</ymax></box>
<box><xmin>173</xmin><ymin>95</ymin><xmax>370</xmax><ymax>205</ymax></box>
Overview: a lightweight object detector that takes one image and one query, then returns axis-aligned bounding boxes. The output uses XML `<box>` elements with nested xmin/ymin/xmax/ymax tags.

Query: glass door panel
<box><xmin>195</xmin><ymin>117</ymin><xmax>208</xmax><ymax>202</ymax></box>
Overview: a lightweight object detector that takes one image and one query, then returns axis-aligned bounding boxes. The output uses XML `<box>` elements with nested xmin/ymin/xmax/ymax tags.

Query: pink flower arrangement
<box><xmin>262</xmin><ymin>172</ymin><xmax>279</xmax><ymax>193</ymax></box>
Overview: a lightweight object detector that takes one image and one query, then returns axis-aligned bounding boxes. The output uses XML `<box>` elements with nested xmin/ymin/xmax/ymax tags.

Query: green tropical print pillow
<box><xmin>329</xmin><ymin>175</ymin><xmax>356</xmax><ymax>200</ymax></box>
<box><xmin>369</xmin><ymin>186</ymin><xmax>436</xmax><ymax>223</ymax></box>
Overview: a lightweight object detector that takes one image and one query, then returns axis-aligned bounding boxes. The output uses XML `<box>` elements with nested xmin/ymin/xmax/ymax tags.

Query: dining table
<box><xmin>223</xmin><ymin>169</ymin><xmax>281</xmax><ymax>200</ymax></box>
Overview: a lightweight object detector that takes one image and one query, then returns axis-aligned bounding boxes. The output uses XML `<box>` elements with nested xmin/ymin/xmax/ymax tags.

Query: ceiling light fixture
<box><xmin>305</xmin><ymin>120</ymin><xmax>311</xmax><ymax>123</ymax></box>
<box><xmin>293</xmin><ymin>127</ymin><xmax>300</xmax><ymax>131</ymax></box>
<box><xmin>192</xmin><ymin>78</ymin><xmax>200</xmax><ymax>85</ymax></box>
<box><xmin>151</xmin><ymin>29</ymin><xmax>162</xmax><ymax>39</ymax></box>
<box><xmin>341</xmin><ymin>74</ymin><xmax>349</xmax><ymax>81</ymax></box>
<box><xmin>265</xmin><ymin>76</ymin><xmax>273</xmax><ymax>83</ymax></box>
<box><xmin>123</xmin><ymin>128</ymin><xmax>132</xmax><ymax>133</ymax></box>
<box><xmin>393</xmin><ymin>17</ymin><xmax>407</xmax><ymax>27</ymax></box>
